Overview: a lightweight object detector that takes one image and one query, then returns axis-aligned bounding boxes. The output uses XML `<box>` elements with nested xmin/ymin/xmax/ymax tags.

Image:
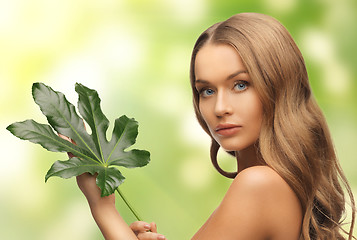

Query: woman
<box><xmin>75</xmin><ymin>13</ymin><xmax>356</xmax><ymax>239</ymax></box>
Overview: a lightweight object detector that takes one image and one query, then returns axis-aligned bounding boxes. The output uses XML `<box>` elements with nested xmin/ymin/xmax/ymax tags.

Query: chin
<box><xmin>219</xmin><ymin>143</ymin><xmax>242</xmax><ymax>152</ymax></box>
<box><xmin>218</xmin><ymin>141</ymin><xmax>257</xmax><ymax>152</ymax></box>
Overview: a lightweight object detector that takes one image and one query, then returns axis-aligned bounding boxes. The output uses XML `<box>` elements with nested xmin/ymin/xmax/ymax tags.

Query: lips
<box><xmin>215</xmin><ymin>123</ymin><xmax>242</xmax><ymax>136</ymax></box>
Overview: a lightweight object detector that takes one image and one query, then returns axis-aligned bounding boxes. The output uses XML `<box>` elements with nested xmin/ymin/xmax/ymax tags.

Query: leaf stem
<box><xmin>116</xmin><ymin>188</ymin><xmax>142</xmax><ymax>221</ymax></box>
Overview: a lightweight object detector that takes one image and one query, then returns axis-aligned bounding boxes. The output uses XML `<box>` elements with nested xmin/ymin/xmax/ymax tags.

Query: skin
<box><xmin>190</xmin><ymin>43</ymin><xmax>302</xmax><ymax>239</ymax></box>
<box><xmin>194</xmin><ymin>43</ymin><xmax>263</xmax><ymax>171</ymax></box>
<box><xmin>62</xmin><ymin>43</ymin><xmax>303</xmax><ymax>239</ymax></box>
<box><xmin>76</xmin><ymin>172</ymin><xmax>165</xmax><ymax>240</ymax></box>
<box><xmin>59</xmin><ymin>134</ymin><xmax>166</xmax><ymax>240</ymax></box>
<box><xmin>192</xmin><ymin>166</ymin><xmax>303</xmax><ymax>239</ymax></box>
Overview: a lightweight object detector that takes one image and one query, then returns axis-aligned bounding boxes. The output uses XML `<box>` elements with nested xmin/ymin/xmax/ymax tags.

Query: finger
<box><xmin>137</xmin><ymin>232</ymin><xmax>166</xmax><ymax>240</ymax></box>
<box><xmin>57</xmin><ymin>133</ymin><xmax>76</xmax><ymax>157</ymax></box>
<box><xmin>150</xmin><ymin>222</ymin><xmax>157</xmax><ymax>233</ymax></box>
<box><xmin>58</xmin><ymin>133</ymin><xmax>75</xmax><ymax>145</ymax></box>
<box><xmin>130</xmin><ymin>221</ymin><xmax>152</xmax><ymax>234</ymax></box>
<box><xmin>58</xmin><ymin>133</ymin><xmax>70</xmax><ymax>141</ymax></box>
<box><xmin>58</xmin><ymin>118</ymin><xmax>85</xmax><ymax>140</ymax></box>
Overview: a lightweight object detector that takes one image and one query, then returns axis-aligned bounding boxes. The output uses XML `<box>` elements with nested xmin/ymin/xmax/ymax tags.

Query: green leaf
<box><xmin>7</xmin><ymin>120</ymin><xmax>98</xmax><ymax>162</ymax></box>
<box><xmin>45</xmin><ymin>157</ymin><xmax>101</xmax><ymax>181</ymax></box>
<box><xmin>7</xmin><ymin>82</ymin><xmax>150</xmax><ymax>196</ymax></box>
<box><xmin>96</xmin><ymin>167</ymin><xmax>126</xmax><ymax>197</ymax></box>
<box><xmin>32</xmin><ymin>82</ymin><xmax>101</xmax><ymax>161</ymax></box>
<box><xmin>75</xmin><ymin>83</ymin><xmax>109</xmax><ymax>162</ymax></box>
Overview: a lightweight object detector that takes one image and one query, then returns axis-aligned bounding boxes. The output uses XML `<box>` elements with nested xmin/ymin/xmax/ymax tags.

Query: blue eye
<box><xmin>200</xmin><ymin>88</ymin><xmax>215</xmax><ymax>97</ymax></box>
<box><xmin>234</xmin><ymin>81</ymin><xmax>248</xmax><ymax>91</ymax></box>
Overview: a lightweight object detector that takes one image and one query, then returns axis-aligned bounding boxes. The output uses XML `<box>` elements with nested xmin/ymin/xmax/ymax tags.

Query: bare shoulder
<box><xmin>232</xmin><ymin>165</ymin><xmax>302</xmax><ymax>215</ymax></box>
<box><xmin>231</xmin><ymin>165</ymin><xmax>302</xmax><ymax>211</ymax></box>
<box><xmin>192</xmin><ymin>166</ymin><xmax>302</xmax><ymax>240</ymax></box>
<box><xmin>230</xmin><ymin>166</ymin><xmax>302</xmax><ymax>239</ymax></box>
<box><xmin>233</xmin><ymin>165</ymin><xmax>293</xmax><ymax>192</ymax></box>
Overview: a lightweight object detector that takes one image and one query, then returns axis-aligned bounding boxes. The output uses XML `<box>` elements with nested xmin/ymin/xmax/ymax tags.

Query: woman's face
<box><xmin>194</xmin><ymin>43</ymin><xmax>263</xmax><ymax>152</ymax></box>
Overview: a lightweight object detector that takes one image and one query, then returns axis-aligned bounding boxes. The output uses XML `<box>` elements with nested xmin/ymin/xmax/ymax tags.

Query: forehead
<box><xmin>194</xmin><ymin>43</ymin><xmax>246</xmax><ymax>80</ymax></box>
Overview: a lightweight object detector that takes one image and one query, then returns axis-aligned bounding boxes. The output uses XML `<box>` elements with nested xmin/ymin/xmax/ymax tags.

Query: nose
<box><xmin>214</xmin><ymin>91</ymin><xmax>233</xmax><ymax>117</ymax></box>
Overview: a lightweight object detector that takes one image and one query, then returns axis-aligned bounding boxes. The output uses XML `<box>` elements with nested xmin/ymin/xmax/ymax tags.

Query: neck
<box><xmin>236</xmin><ymin>143</ymin><xmax>262</xmax><ymax>173</ymax></box>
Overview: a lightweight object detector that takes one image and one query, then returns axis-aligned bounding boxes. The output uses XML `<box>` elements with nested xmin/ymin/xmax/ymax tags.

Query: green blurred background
<box><xmin>1</xmin><ymin>0</ymin><xmax>356</xmax><ymax>239</ymax></box>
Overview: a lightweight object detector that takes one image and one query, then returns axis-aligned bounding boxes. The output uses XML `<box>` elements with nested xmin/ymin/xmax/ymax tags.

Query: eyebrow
<box><xmin>195</xmin><ymin>70</ymin><xmax>248</xmax><ymax>84</ymax></box>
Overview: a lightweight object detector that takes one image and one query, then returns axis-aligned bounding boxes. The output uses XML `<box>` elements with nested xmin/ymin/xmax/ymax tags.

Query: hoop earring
<box><xmin>210</xmin><ymin>139</ymin><xmax>237</xmax><ymax>178</ymax></box>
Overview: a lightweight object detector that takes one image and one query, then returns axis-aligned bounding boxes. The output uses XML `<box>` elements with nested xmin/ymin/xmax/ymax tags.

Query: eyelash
<box><xmin>197</xmin><ymin>80</ymin><xmax>249</xmax><ymax>98</ymax></box>
<box><xmin>234</xmin><ymin>80</ymin><xmax>249</xmax><ymax>91</ymax></box>
<box><xmin>198</xmin><ymin>88</ymin><xmax>214</xmax><ymax>98</ymax></box>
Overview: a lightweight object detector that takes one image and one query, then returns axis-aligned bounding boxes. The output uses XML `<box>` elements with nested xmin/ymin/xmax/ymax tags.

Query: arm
<box><xmin>58</xmin><ymin>134</ymin><xmax>166</xmax><ymax>240</ymax></box>
<box><xmin>77</xmin><ymin>173</ymin><xmax>167</xmax><ymax>240</ymax></box>
<box><xmin>192</xmin><ymin>166</ymin><xmax>302</xmax><ymax>240</ymax></box>
<box><xmin>76</xmin><ymin>173</ymin><xmax>138</xmax><ymax>240</ymax></box>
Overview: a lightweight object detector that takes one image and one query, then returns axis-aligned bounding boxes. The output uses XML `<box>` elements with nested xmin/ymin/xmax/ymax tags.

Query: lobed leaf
<box><xmin>45</xmin><ymin>157</ymin><xmax>101</xmax><ymax>181</ymax></box>
<box><xmin>96</xmin><ymin>167</ymin><xmax>125</xmax><ymax>197</ymax></box>
<box><xmin>45</xmin><ymin>157</ymin><xmax>126</xmax><ymax>197</ymax></box>
<box><xmin>75</xmin><ymin>83</ymin><xmax>109</xmax><ymax>161</ymax></box>
<box><xmin>109</xmin><ymin>149</ymin><xmax>150</xmax><ymax>168</ymax></box>
<box><xmin>6</xmin><ymin>120</ymin><xmax>97</xmax><ymax>162</ymax></box>
<box><xmin>32</xmin><ymin>82</ymin><xmax>102</xmax><ymax>162</ymax></box>
<box><xmin>7</xmin><ymin>82</ymin><xmax>150</xmax><ymax>196</ymax></box>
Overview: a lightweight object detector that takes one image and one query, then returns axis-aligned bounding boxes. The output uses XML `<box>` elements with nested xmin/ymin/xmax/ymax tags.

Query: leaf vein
<box><xmin>84</xmin><ymin>94</ymin><xmax>105</xmax><ymax>162</ymax></box>
<box><xmin>52</xmin><ymin>101</ymin><xmax>101</xmax><ymax>162</ymax></box>
<box><xmin>105</xmin><ymin>122</ymin><xmax>129</xmax><ymax>163</ymax></box>
<box><xmin>30</xmin><ymin>127</ymin><xmax>100</xmax><ymax>164</ymax></box>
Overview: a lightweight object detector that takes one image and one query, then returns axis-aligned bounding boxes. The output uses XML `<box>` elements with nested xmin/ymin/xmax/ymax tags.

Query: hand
<box><xmin>58</xmin><ymin>133</ymin><xmax>138</xmax><ymax>240</ymax></box>
<box><xmin>130</xmin><ymin>221</ymin><xmax>167</xmax><ymax>240</ymax></box>
<box><xmin>58</xmin><ymin>133</ymin><xmax>114</xmax><ymax>205</ymax></box>
<box><xmin>76</xmin><ymin>172</ymin><xmax>115</xmax><ymax>206</ymax></box>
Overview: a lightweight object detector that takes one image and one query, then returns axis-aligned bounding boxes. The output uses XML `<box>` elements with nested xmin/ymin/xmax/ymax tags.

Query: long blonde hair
<box><xmin>189</xmin><ymin>12</ymin><xmax>355</xmax><ymax>240</ymax></box>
